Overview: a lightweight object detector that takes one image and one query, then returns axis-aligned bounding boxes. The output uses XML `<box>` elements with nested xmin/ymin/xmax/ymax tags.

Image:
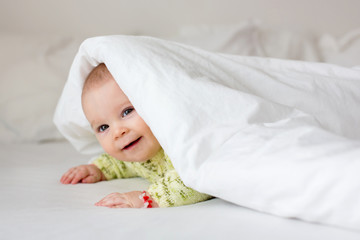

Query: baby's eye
<box><xmin>98</xmin><ymin>124</ymin><xmax>109</xmax><ymax>132</ymax></box>
<box><xmin>122</xmin><ymin>107</ymin><xmax>134</xmax><ymax>118</ymax></box>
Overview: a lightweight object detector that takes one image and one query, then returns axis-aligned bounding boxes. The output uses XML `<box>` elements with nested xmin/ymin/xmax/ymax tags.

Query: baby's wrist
<box><xmin>99</xmin><ymin>171</ymin><xmax>107</xmax><ymax>181</ymax></box>
<box><xmin>138</xmin><ymin>191</ymin><xmax>159</xmax><ymax>208</ymax></box>
<box><xmin>90</xmin><ymin>164</ymin><xmax>107</xmax><ymax>181</ymax></box>
<box><xmin>127</xmin><ymin>191</ymin><xmax>159</xmax><ymax>208</ymax></box>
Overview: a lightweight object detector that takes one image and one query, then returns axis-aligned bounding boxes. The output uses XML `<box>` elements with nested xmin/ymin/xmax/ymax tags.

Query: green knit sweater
<box><xmin>92</xmin><ymin>149</ymin><xmax>212</xmax><ymax>207</ymax></box>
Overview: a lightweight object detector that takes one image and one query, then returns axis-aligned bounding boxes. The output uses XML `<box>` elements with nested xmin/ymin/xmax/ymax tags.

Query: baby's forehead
<box><xmin>81</xmin><ymin>74</ymin><xmax>132</xmax><ymax>124</ymax></box>
<box><xmin>82</xmin><ymin>72</ymin><xmax>129</xmax><ymax>103</ymax></box>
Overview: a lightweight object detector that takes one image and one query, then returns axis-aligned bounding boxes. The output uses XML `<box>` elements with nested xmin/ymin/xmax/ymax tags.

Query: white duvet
<box><xmin>54</xmin><ymin>35</ymin><xmax>360</xmax><ymax>230</ymax></box>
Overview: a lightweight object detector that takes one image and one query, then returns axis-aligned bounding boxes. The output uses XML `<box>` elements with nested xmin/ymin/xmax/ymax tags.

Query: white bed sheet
<box><xmin>0</xmin><ymin>141</ymin><xmax>359</xmax><ymax>240</ymax></box>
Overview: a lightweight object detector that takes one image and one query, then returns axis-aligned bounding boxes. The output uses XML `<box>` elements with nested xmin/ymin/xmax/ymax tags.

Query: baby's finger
<box><xmin>110</xmin><ymin>203</ymin><xmax>132</xmax><ymax>208</ymax></box>
<box><xmin>95</xmin><ymin>193</ymin><xmax>126</xmax><ymax>207</ymax></box>
<box><xmin>60</xmin><ymin>168</ymin><xmax>77</xmax><ymax>184</ymax></box>
<box><xmin>81</xmin><ymin>175</ymin><xmax>98</xmax><ymax>183</ymax></box>
<box><xmin>60</xmin><ymin>172</ymin><xmax>73</xmax><ymax>184</ymax></box>
<box><xmin>60</xmin><ymin>174</ymin><xmax>67</xmax><ymax>183</ymax></box>
<box><xmin>71</xmin><ymin>171</ymin><xmax>88</xmax><ymax>185</ymax></box>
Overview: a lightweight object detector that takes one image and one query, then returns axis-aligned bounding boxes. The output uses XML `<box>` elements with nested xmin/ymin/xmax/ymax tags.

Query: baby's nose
<box><xmin>113</xmin><ymin>126</ymin><xmax>128</xmax><ymax>139</ymax></box>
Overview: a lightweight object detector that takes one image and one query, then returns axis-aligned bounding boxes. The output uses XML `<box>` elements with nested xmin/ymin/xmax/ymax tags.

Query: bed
<box><xmin>1</xmin><ymin>141</ymin><xmax>359</xmax><ymax>239</ymax></box>
<box><xmin>1</xmin><ymin>1</ymin><xmax>360</xmax><ymax>239</ymax></box>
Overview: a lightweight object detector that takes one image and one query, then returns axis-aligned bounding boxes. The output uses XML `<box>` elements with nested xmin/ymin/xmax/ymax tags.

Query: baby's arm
<box><xmin>94</xmin><ymin>170</ymin><xmax>212</xmax><ymax>208</ymax></box>
<box><xmin>92</xmin><ymin>153</ymin><xmax>138</xmax><ymax>180</ymax></box>
<box><xmin>91</xmin><ymin>154</ymin><xmax>159</xmax><ymax>208</ymax></box>
<box><xmin>148</xmin><ymin>169</ymin><xmax>213</xmax><ymax>207</ymax></box>
<box><xmin>94</xmin><ymin>157</ymin><xmax>212</xmax><ymax>208</ymax></box>
<box><xmin>61</xmin><ymin>153</ymin><xmax>137</xmax><ymax>185</ymax></box>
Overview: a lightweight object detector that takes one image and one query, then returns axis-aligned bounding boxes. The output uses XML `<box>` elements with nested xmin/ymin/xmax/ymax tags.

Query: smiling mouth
<box><xmin>123</xmin><ymin>137</ymin><xmax>142</xmax><ymax>150</ymax></box>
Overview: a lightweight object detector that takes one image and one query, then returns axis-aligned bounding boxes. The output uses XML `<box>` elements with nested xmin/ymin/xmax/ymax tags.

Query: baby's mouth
<box><xmin>123</xmin><ymin>137</ymin><xmax>142</xmax><ymax>150</ymax></box>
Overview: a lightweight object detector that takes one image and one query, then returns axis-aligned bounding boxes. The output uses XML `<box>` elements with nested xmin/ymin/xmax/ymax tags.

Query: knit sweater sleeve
<box><xmin>92</xmin><ymin>154</ymin><xmax>138</xmax><ymax>180</ymax></box>
<box><xmin>147</xmin><ymin>169</ymin><xmax>213</xmax><ymax>207</ymax></box>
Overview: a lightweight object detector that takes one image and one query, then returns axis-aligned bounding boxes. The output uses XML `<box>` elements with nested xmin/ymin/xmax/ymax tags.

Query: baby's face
<box><xmin>82</xmin><ymin>78</ymin><xmax>161</xmax><ymax>162</ymax></box>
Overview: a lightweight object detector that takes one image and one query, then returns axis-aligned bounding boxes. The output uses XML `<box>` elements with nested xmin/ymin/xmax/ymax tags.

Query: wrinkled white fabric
<box><xmin>54</xmin><ymin>35</ymin><xmax>360</xmax><ymax>230</ymax></box>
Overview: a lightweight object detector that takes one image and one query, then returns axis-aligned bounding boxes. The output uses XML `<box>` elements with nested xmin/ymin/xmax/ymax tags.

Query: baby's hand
<box><xmin>60</xmin><ymin>164</ymin><xmax>106</xmax><ymax>184</ymax></box>
<box><xmin>95</xmin><ymin>191</ymin><xmax>159</xmax><ymax>208</ymax></box>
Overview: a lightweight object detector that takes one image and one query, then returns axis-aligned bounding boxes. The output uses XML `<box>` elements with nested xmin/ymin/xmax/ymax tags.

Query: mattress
<box><xmin>0</xmin><ymin>141</ymin><xmax>359</xmax><ymax>239</ymax></box>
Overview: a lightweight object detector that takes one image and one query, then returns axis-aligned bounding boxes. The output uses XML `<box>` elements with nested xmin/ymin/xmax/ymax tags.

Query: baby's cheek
<box><xmin>99</xmin><ymin>140</ymin><xmax>112</xmax><ymax>154</ymax></box>
<box><xmin>105</xmin><ymin>148</ymin><xmax>122</xmax><ymax>161</ymax></box>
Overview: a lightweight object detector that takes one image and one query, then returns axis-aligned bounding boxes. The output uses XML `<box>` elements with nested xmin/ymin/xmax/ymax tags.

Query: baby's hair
<box><xmin>82</xmin><ymin>63</ymin><xmax>114</xmax><ymax>97</ymax></box>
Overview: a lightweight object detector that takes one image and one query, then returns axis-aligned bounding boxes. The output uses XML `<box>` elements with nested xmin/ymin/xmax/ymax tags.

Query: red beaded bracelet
<box><xmin>139</xmin><ymin>191</ymin><xmax>153</xmax><ymax>208</ymax></box>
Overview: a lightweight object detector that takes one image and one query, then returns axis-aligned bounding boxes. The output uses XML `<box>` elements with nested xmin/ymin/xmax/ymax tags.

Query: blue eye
<box><xmin>98</xmin><ymin>124</ymin><xmax>109</xmax><ymax>132</ymax></box>
<box><xmin>122</xmin><ymin>107</ymin><xmax>134</xmax><ymax>118</ymax></box>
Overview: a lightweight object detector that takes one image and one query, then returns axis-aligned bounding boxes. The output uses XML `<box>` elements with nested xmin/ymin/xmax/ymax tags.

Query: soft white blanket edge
<box><xmin>54</xmin><ymin>35</ymin><xmax>360</xmax><ymax>230</ymax></box>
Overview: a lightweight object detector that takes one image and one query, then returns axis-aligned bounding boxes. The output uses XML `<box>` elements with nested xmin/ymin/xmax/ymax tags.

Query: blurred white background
<box><xmin>1</xmin><ymin>0</ymin><xmax>359</xmax><ymax>36</ymax></box>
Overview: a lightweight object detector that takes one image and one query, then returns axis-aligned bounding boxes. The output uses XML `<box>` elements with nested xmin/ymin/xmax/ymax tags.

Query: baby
<box><xmin>60</xmin><ymin>63</ymin><xmax>212</xmax><ymax>208</ymax></box>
